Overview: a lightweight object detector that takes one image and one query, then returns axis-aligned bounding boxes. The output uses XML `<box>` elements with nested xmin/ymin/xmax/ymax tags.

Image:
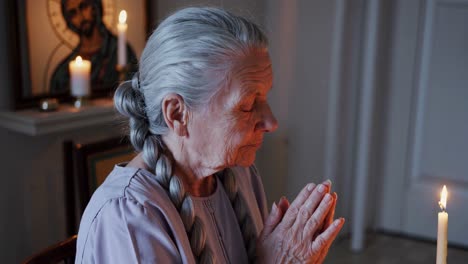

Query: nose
<box><xmin>256</xmin><ymin>102</ymin><xmax>278</xmax><ymax>132</ymax></box>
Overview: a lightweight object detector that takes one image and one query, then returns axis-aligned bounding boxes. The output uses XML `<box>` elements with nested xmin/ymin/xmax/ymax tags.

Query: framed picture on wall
<box><xmin>63</xmin><ymin>136</ymin><xmax>136</xmax><ymax>235</ymax></box>
<box><xmin>8</xmin><ymin>0</ymin><xmax>151</xmax><ymax>109</ymax></box>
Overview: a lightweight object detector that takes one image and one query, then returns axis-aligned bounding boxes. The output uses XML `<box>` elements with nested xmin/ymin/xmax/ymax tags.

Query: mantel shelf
<box><xmin>0</xmin><ymin>99</ymin><xmax>118</xmax><ymax>136</ymax></box>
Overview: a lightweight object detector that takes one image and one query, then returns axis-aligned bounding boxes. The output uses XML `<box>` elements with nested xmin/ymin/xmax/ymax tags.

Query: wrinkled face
<box><xmin>187</xmin><ymin>50</ymin><xmax>278</xmax><ymax>170</ymax></box>
<box><xmin>64</xmin><ymin>0</ymin><xmax>97</xmax><ymax>37</ymax></box>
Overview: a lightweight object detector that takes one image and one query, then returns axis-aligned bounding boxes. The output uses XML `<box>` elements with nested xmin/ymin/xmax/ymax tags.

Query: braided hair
<box><xmin>114</xmin><ymin>7</ymin><xmax>267</xmax><ymax>263</ymax></box>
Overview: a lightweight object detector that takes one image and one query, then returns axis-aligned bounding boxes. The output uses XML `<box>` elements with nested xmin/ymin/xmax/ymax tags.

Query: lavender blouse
<box><xmin>75</xmin><ymin>164</ymin><xmax>268</xmax><ymax>263</ymax></box>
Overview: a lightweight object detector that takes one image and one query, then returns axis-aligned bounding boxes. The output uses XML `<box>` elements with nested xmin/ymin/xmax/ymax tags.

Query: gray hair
<box><xmin>114</xmin><ymin>7</ymin><xmax>267</xmax><ymax>263</ymax></box>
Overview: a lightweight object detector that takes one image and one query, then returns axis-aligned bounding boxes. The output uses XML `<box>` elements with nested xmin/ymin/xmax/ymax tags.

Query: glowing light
<box><xmin>75</xmin><ymin>56</ymin><xmax>83</xmax><ymax>66</ymax></box>
<box><xmin>439</xmin><ymin>185</ymin><xmax>448</xmax><ymax>210</ymax></box>
<box><xmin>119</xmin><ymin>10</ymin><xmax>127</xmax><ymax>24</ymax></box>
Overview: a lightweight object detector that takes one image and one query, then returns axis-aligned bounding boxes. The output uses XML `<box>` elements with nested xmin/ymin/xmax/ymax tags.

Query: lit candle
<box><xmin>69</xmin><ymin>56</ymin><xmax>91</xmax><ymax>97</ymax></box>
<box><xmin>436</xmin><ymin>185</ymin><xmax>448</xmax><ymax>264</ymax></box>
<box><xmin>117</xmin><ymin>10</ymin><xmax>128</xmax><ymax>67</ymax></box>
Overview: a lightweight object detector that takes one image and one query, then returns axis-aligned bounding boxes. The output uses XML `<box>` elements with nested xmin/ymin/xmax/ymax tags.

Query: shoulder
<box><xmin>77</xmin><ymin>196</ymin><xmax>187</xmax><ymax>263</ymax></box>
<box><xmin>78</xmin><ymin>164</ymin><xmax>183</xmax><ymax>231</ymax></box>
<box><xmin>54</xmin><ymin>51</ymin><xmax>76</xmax><ymax>73</ymax></box>
<box><xmin>76</xmin><ymin>165</ymin><xmax>192</xmax><ymax>263</ymax></box>
<box><xmin>80</xmin><ymin>164</ymin><xmax>178</xmax><ymax>217</ymax></box>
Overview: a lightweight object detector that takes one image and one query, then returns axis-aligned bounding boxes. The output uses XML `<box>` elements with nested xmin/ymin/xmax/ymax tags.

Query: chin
<box><xmin>235</xmin><ymin>152</ymin><xmax>257</xmax><ymax>167</ymax></box>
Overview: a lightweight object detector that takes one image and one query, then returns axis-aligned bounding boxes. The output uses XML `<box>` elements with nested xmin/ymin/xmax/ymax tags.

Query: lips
<box><xmin>80</xmin><ymin>21</ymin><xmax>92</xmax><ymax>30</ymax></box>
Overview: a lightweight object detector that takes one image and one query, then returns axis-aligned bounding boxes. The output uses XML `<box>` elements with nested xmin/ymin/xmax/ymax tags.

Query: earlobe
<box><xmin>174</xmin><ymin>121</ymin><xmax>188</xmax><ymax>137</ymax></box>
<box><xmin>162</xmin><ymin>93</ymin><xmax>189</xmax><ymax>137</ymax></box>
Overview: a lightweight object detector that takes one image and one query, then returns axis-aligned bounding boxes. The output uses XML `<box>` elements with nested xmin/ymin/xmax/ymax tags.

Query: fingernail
<box><xmin>334</xmin><ymin>219</ymin><xmax>341</xmax><ymax>226</ymax></box>
<box><xmin>307</xmin><ymin>183</ymin><xmax>314</xmax><ymax>191</ymax></box>
<box><xmin>318</xmin><ymin>184</ymin><xmax>325</xmax><ymax>193</ymax></box>
<box><xmin>334</xmin><ymin>218</ymin><xmax>344</xmax><ymax>226</ymax></box>
<box><xmin>324</xmin><ymin>179</ymin><xmax>332</xmax><ymax>186</ymax></box>
<box><xmin>324</xmin><ymin>193</ymin><xmax>332</xmax><ymax>201</ymax></box>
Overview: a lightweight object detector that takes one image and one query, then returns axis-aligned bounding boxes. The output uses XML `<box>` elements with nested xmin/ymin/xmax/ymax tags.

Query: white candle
<box><xmin>69</xmin><ymin>56</ymin><xmax>91</xmax><ymax>97</ymax></box>
<box><xmin>436</xmin><ymin>185</ymin><xmax>448</xmax><ymax>264</ymax></box>
<box><xmin>117</xmin><ymin>10</ymin><xmax>128</xmax><ymax>67</ymax></box>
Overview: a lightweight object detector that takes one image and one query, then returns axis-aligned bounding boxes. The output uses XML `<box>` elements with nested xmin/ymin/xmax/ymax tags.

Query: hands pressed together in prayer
<box><xmin>257</xmin><ymin>180</ymin><xmax>344</xmax><ymax>264</ymax></box>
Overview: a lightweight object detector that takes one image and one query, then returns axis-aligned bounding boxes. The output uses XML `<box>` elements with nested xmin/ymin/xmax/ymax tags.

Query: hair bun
<box><xmin>114</xmin><ymin>78</ymin><xmax>150</xmax><ymax>151</ymax></box>
<box><xmin>114</xmin><ymin>79</ymin><xmax>147</xmax><ymax>120</ymax></box>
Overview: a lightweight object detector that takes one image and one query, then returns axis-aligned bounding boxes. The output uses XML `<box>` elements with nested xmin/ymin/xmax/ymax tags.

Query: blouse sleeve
<box><xmin>84</xmin><ymin>197</ymin><xmax>182</xmax><ymax>263</ymax></box>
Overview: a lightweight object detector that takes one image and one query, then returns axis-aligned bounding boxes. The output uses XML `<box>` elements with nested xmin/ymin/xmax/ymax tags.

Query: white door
<box><xmin>378</xmin><ymin>0</ymin><xmax>468</xmax><ymax>246</ymax></box>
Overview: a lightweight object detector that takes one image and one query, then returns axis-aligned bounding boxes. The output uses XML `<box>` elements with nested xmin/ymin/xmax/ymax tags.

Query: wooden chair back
<box><xmin>22</xmin><ymin>235</ymin><xmax>77</xmax><ymax>264</ymax></box>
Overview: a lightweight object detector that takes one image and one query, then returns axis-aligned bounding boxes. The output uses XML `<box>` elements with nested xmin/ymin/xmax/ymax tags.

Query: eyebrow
<box><xmin>239</xmin><ymin>86</ymin><xmax>262</xmax><ymax>98</ymax></box>
<box><xmin>231</xmin><ymin>84</ymin><xmax>271</xmax><ymax>108</ymax></box>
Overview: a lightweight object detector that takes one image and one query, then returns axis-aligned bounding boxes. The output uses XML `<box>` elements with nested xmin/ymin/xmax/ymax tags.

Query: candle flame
<box><xmin>119</xmin><ymin>10</ymin><xmax>127</xmax><ymax>24</ymax></box>
<box><xmin>76</xmin><ymin>56</ymin><xmax>83</xmax><ymax>65</ymax></box>
<box><xmin>439</xmin><ymin>185</ymin><xmax>448</xmax><ymax>211</ymax></box>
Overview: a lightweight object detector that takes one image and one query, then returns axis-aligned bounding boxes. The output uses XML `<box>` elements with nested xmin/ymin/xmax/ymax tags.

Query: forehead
<box><xmin>203</xmin><ymin>50</ymin><xmax>273</xmax><ymax>111</ymax></box>
<box><xmin>65</xmin><ymin>0</ymin><xmax>87</xmax><ymax>9</ymax></box>
<box><xmin>230</xmin><ymin>50</ymin><xmax>273</xmax><ymax>91</ymax></box>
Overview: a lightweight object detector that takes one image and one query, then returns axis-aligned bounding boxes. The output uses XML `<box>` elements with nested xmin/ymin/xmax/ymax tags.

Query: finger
<box><xmin>302</xmin><ymin>192</ymin><xmax>333</xmax><ymax>240</ymax></box>
<box><xmin>289</xmin><ymin>183</ymin><xmax>317</xmax><ymax>209</ymax></box>
<box><xmin>316</xmin><ymin>194</ymin><xmax>338</xmax><ymax>261</ymax></box>
<box><xmin>324</xmin><ymin>192</ymin><xmax>337</xmax><ymax>229</ymax></box>
<box><xmin>314</xmin><ymin>192</ymin><xmax>337</xmax><ymax>240</ymax></box>
<box><xmin>277</xmin><ymin>196</ymin><xmax>290</xmax><ymax>214</ymax></box>
<box><xmin>316</xmin><ymin>218</ymin><xmax>344</xmax><ymax>264</ymax></box>
<box><xmin>317</xmin><ymin>230</ymin><xmax>336</xmax><ymax>264</ymax></box>
<box><xmin>292</xmin><ymin>183</ymin><xmax>330</xmax><ymax>233</ymax></box>
<box><xmin>279</xmin><ymin>183</ymin><xmax>316</xmax><ymax>229</ymax></box>
<box><xmin>322</xmin><ymin>179</ymin><xmax>332</xmax><ymax>191</ymax></box>
<box><xmin>259</xmin><ymin>202</ymin><xmax>282</xmax><ymax>241</ymax></box>
<box><xmin>310</xmin><ymin>218</ymin><xmax>345</xmax><ymax>255</ymax></box>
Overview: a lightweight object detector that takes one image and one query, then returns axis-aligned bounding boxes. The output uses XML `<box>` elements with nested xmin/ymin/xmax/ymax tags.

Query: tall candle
<box><xmin>436</xmin><ymin>185</ymin><xmax>448</xmax><ymax>264</ymax></box>
<box><xmin>117</xmin><ymin>10</ymin><xmax>128</xmax><ymax>67</ymax></box>
<box><xmin>69</xmin><ymin>56</ymin><xmax>91</xmax><ymax>97</ymax></box>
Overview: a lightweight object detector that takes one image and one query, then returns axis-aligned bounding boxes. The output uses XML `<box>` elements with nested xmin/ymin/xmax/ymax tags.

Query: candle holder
<box><xmin>39</xmin><ymin>98</ymin><xmax>59</xmax><ymax>112</ymax></box>
<box><xmin>73</xmin><ymin>96</ymin><xmax>89</xmax><ymax>109</ymax></box>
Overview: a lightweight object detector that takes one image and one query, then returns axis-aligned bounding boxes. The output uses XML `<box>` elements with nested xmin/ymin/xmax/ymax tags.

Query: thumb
<box><xmin>260</xmin><ymin>202</ymin><xmax>281</xmax><ymax>240</ymax></box>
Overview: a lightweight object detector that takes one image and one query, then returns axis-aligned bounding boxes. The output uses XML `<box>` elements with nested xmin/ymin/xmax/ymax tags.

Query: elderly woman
<box><xmin>76</xmin><ymin>7</ymin><xmax>344</xmax><ymax>263</ymax></box>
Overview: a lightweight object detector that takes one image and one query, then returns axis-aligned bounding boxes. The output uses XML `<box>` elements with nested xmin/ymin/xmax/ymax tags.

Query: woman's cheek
<box><xmin>221</xmin><ymin>125</ymin><xmax>244</xmax><ymax>163</ymax></box>
<box><xmin>220</xmin><ymin>139</ymin><xmax>239</xmax><ymax>166</ymax></box>
<box><xmin>234</xmin><ymin>145</ymin><xmax>258</xmax><ymax>166</ymax></box>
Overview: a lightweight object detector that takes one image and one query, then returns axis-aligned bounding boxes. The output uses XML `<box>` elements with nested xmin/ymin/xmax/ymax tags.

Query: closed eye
<box><xmin>240</xmin><ymin>99</ymin><xmax>256</xmax><ymax>112</ymax></box>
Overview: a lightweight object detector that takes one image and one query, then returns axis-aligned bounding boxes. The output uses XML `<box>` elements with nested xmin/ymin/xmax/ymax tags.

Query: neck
<box><xmin>163</xmin><ymin>134</ymin><xmax>220</xmax><ymax>197</ymax></box>
<box><xmin>127</xmin><ymin>152</ymin><xmax>217</xmax><ymax>197</ymax></box>
<box><xmin>175</xmin><ymin>166</ymin><xmax>217</xmax><ymax>197</ymax></box>
<box><xmin>78</xmin><ymin>27</ymin><xmax>103</xmax><ymax>54</ymax></box>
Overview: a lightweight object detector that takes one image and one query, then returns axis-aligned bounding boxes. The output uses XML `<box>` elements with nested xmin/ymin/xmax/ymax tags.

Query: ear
<box><xmin>161</xmin><ymin>93</ymin><xmax>189</xmax><ymax>137</ymax></box>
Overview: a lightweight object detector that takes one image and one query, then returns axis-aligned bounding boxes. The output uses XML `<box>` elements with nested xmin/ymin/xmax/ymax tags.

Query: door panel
<box><xmin>379</xmin><ymin>0</ymin><xmax>468</xmax><ymax>246</ymax></box>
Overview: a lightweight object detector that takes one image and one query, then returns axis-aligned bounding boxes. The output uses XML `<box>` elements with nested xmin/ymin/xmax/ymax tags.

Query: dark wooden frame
<box><xmin>63</xmin><ymin>136</ymin><xmax>135</xmax><ymax>236</ymax></box>
<box><xmin>7</xmin><ymin>0</ymin><xmax>153</xmax><ymax>110</ymax></box>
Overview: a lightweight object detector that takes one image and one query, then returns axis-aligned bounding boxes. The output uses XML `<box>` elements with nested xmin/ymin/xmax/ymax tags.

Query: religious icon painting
<box><xmin>8</xmin><ymin>0</ymin><xmax>150</xmax><ymax>109</ymax></box>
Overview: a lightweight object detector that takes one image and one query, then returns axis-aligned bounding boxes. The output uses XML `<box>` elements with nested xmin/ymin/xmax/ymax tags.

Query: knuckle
<box><xmin>299</xmin><ymin>208</ymin><xmax>310</xmax><ymax>219</ymax></box>
<box><xmin>311</xmin><ymin>216</ymin><xmax>320</xmax><ymax>228</ymax></box>
<box><xmin>288</xmin><ymin>206</ymin><xmax>300</xmax><ymax>216</ymax></box>
<box><xmin>316</xmin><ymin>205</ymin><xmax>327</xmax><ymax>216</ymax></box>
<box><xmin>303</xmin><ymin>225</ymin><xmax>314</xmax><ymax>238</ymax></box>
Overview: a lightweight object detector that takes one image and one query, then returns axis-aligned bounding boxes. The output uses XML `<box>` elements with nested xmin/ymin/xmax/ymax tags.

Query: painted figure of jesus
<box><xmin>50</xmin><ymin>0</ymin><xmax>137</xmax><ymax>95</ymax></box>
